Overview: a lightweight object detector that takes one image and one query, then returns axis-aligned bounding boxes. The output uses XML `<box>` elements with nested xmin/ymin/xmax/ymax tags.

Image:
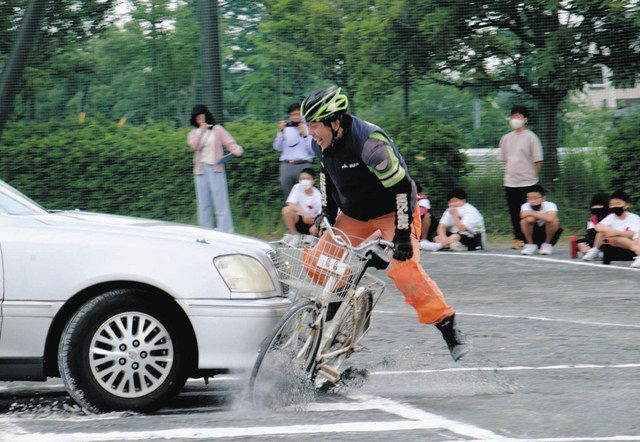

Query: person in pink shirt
<box><xmin>187</xmin><ymin>104</ymin><xmax>243</xmax><ymax>232</ymax></box>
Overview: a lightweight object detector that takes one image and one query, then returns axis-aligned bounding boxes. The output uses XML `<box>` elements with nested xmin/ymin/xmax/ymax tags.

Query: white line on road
<box><xmin>371</xmin><ymin>363</ymin><xmax>640</xmax><ymax>376</ymax></box>
<box><xmin>0</xmin><ymin>394</ymin><xmax>504</xmax><ymax>441</ymax></box>
<box><xmin>374</xmin><ymin>310</ymin><xmax>640</xmax><ymax>329</ymax></box>
<box><xmin>428</xmin><ymin>250</ymin><xmax>640</xmax><ymax>272</ymax></box>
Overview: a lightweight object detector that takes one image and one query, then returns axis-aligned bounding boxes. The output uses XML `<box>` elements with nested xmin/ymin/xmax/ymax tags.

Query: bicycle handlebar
<box><xmin>321</xmin><ymin>217</ymin><xmax>394</xmax><ymax>252</ymax></box>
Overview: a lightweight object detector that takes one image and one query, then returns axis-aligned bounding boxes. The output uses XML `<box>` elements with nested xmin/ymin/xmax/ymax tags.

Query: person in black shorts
<box><xmin>576</xmin><ymin>193</ymin><xmax>609</xmax><ymax>257</ymax></box>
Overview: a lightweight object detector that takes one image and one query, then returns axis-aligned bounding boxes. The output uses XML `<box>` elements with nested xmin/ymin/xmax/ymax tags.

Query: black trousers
<box><xmin>505</xmin><ymin>186</ymin><xmax>529</xmax><ymax>241</ymax></box>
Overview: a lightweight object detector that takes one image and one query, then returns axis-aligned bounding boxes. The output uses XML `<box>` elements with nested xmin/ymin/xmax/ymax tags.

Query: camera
<box><xmin>285</xmin><ymin>121</ymin><xmax>300</xmax><ymax>127</ymax></box>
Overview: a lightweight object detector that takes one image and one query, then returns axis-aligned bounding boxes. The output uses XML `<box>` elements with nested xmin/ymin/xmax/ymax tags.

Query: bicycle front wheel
<box><xmin>249</xmin><ymin>301</ymin><xmax>322</xmax><ymax>407</ymax></box>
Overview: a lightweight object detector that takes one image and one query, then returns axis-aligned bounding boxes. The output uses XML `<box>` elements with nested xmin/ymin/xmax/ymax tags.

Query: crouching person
<box><xmin>520</xmin><ymin>184</ymin><xmax>562</xmax><ymax>255</ymax></box>
<box><xmin>583</xmin><ymin>190</ymin><xmax>640</xmax><ymax>268</ymax></box>
<box><xmin>421</xmin><ymin>188</ymin><xmax>485</xmax><ymax>252</ymax></box>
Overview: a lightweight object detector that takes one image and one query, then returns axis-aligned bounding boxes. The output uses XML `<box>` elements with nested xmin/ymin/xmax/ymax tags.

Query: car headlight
<box><xmin>213</xmin><ymin>254</ymin><xmax>276</xmax><ymax>293</ymax></box>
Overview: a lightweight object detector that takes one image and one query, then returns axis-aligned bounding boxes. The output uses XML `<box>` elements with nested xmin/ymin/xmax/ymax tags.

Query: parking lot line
<box><xmin>430</xmin><ymin>251</ymin><xmax>640</xmax><ymax>272</ymax></box>
<box><xmin>370</xmin><ymin>363</ymin><xmax>640</xmax><ymax>376</ymax></box>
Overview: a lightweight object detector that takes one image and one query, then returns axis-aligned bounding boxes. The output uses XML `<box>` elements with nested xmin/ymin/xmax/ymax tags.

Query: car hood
<box><xmin>33</xmin><ymin>210</ymin><xmax>272</xmax><ymax>254</ymax></box>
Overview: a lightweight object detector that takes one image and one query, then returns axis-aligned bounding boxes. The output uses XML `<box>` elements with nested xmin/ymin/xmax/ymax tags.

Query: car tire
<box><xmin>58</xmin><ymin>289</ymin><xmax>189</xmax><ymax>412</ymax></box>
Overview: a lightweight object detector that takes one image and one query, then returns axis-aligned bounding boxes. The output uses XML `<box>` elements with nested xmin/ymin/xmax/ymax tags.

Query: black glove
<box><xmin>392</xmin><ymin>232</ymin><xmax>413</xmax><ymax>261</ymax></box>
<box><xmin>314</xmin><ymin>212</ymin><xmax>329</xmax><ymax>232</ymax></box>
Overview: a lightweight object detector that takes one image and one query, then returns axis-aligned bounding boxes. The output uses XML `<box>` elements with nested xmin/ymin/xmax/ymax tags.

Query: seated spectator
<box><xmin>416</xmin><ymin>183</ymin><xmax>432</xmax><ymax>240</ymax></box>
<box><xmin>420</xmin><ymin>187</ymin><xmax>485</xmax><ymax>252</ymax></box>
<box><xmin>582</xmin><ymin>190</ymin><xmax>640</xmax><ymax>268</ymax></box>
<box><xmin>576</xmin><ymin>193</ymin><xmax>610</xmax><ymax>258</ymax></box>
<box><xmin>520</xmin><ymin>184</ymin><xmax>561</xmax><ymax>255</ymax></box>
<box><xmin>282</xmin><ymin>168</ymin><xmax>322</xmax><ymax>244</ymax></box>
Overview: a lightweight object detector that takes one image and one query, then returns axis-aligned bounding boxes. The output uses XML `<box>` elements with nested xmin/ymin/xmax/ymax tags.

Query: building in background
<box><xmin>579</xmin><ymin>65</ymin><xmax>640</xmax><ymax>110</ymax></box>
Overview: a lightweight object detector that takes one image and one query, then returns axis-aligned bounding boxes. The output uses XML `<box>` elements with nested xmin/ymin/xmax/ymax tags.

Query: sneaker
<box><xmin>282</xmin><ymin>233</ymin><xmax>301</xmax><ymax>247</ymax></box>
<box><xmin>511</xmin><ymin>239</ymin><xmax>524</xmax><ymax>249</ymax></box>
<box><xmin>521</xmin><ymin>243</ymin><xmax>537</xmax><ymax>255</ymax></box>
<box><xmin>435</xmin><ymin>314</ymin><xmax>470</xmax><ymax>362</ymax></box>
<box><xmin>449</xmin><ymin>241</ymin><xmax>468</xmax><ymax>252</ymax></box>
<box><xmin>539</xmin><ymin>243</ymin><xmax>553</xmax><ymax>255</ymax></box>
<box><xmin>582</xmin><ymin>247</ymin><xmax>599</xmax><ymax>261</ymax></box>
<box><xmin>631</xmin><ymin>257</ymin><xmax>640</xmax><ymax>269</ymax></box>
<box><xmin>420</xmin><ymin>240</ymin><xmax>442</xmax><ymax>252</ymax></box>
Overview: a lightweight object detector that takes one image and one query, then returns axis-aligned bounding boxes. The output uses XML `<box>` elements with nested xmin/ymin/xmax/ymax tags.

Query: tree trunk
<box><xmin>535</xmin><ymin>94</ymin><xmax>563</xmax><ymax>188</ymax></box>
<box><xmin>199</xmin><ymin>0</ymin><xmax>224</xmax><ymax>124</ymax></box>
<box><xmin>0</xmin><ymin>0</ymin><xmax>48</xmax><ymax>137</ymax></box>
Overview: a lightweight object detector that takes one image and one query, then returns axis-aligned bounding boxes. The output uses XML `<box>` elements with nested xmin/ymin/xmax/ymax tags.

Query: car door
<box><xmin>0</xmin><ymin>234</ymin><xmax>4</xmax><ymax>335</ymax></box>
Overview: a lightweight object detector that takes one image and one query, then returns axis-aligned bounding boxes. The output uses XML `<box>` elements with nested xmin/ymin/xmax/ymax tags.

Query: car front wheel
<box><xmin>58</xmin><ymin>289</ymin><xmax>189</xmax><ymax>412</ymax></box>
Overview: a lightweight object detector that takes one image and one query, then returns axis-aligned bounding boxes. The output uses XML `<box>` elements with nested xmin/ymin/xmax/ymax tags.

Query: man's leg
<box><xmin>282</xmin><ymin>205</ymin><xmax>300</xmax><ymax>234</ymax></box>
<box><xmin>544</xmin><ymin>218</ymin><xmax>561</xmax><ymax>243</ymax></box>
<box><xmin>506</xmin><ymin>186</ymin><xmax>526</xmax><ymax>243</ymax></box>
<box><xmin>433</xmin><ymin>232</ymin><xmax>461</xmax><ymax>249</ymax></box>
<box><xmin>420</xmin><ymin>213</ymin><xmax>431</xmax><ymax>240</ymax></box>
<box><xmin>583</xmin><ymin>231</ymin><xmax>605</xmax><ymax>260</ymax></box>
<box><xmin>520</xmin><ymin>217</ymin><xmax>535</xmax><ymax>244</ymax></box>
<box><xmin>374</xmin><ymin>210</ymin><xmax>469</xmax><ymax>361</ymax></box>
<box><xmin>607</xmin><ymin>237</ymin><xmax>640</xmax><ymax>254</ymax></box>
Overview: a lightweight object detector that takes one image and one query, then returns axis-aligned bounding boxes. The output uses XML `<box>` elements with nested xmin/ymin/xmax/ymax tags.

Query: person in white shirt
<box><xmin>582</xmin><ymin>190</ymin><xmax>640</xmax><ymax>268</ymax></box>
<box><xmin>520</xmin><ymin>184</ymin><xmax>562</xmax><ymax>255</ymax></box>
<box><xmin>421</xmin><ymin>188</ymin><xmax>485</xmax><ymax>252</ymax></box>
<box><xmin>281</xmin><ymin>168</ymin><xmax>322</xmax><ymax>241</ymax></box>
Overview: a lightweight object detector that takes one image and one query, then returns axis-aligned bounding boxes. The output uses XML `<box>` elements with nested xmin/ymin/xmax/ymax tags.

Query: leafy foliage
<box><xmin>607</xmin><ymin>114</ymin><xmax>640</xmax><ymax>209</ymax></box>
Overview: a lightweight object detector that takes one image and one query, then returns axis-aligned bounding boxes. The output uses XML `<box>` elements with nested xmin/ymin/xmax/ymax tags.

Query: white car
<box><xmin>0</xmin><ymin>179</ymin><xmax>291</xmax><ymax>412</ymax></box>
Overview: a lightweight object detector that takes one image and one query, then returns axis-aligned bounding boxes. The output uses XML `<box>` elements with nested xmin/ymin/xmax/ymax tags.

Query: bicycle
<box><xmin>249</xmin><ymin>219</ymin><xmax>393</xmax><ymax>406</ymax></box>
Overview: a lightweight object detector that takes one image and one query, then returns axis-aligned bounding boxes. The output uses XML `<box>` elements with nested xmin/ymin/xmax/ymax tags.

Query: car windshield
<box><xmin>0</xmin><ymin>180</ymin><xmax>48</xmax><ymax>215</ymax></box>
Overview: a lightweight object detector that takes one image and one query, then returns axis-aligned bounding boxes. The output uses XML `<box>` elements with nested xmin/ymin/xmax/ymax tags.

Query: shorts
<box><xmin>576</xmin><ymin>228</ymin><xmax>596</xmax><ymax>248</ymax></box>
<box><xmin>446</xmin><ymin>231</ymin><xmax>483</xmax><ymax>251</ymax></box>
<box><xmin>295</xmin><ymin>218</ymin><xmax>313</xmax><ymax>234</ymax></box>
<box><xmin>532</xmin><ymin>224</ymin><xmax>563</xmax><ymax>246</ymax></box>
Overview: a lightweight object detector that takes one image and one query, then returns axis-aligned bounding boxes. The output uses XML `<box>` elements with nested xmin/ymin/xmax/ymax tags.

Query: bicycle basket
<box><xmin>269</xmin><ymin>234</ymin><xmax>369</xmax><ymax>304</ymax></box>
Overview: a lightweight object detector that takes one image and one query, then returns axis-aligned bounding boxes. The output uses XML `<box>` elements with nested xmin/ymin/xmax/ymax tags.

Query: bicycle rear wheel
<box><xmin>249</xmin><ymin>301</ymin><xmax>322</xmax><ymax>407</ymax></box>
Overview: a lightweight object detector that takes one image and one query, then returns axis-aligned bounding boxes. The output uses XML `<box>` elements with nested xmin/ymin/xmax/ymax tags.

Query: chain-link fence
<box><xmin>1</xmin><ymin>0</ymin><xmax>639</xmax><ymax>239</ymax></box>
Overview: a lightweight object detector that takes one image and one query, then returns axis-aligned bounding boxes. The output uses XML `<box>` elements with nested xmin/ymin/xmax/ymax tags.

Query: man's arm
<box><xmin>362</xmin><ymin>133</ymin><xmax>414</xmax><ymax>261</ymax></box>
<box><xmin>318</xmin><ymin>161</ymin><xmax>338</xmax><ymax>225</ymax></box>
<box><xmin>595</xmin><ymin>223</ymin><xmax>635</xmax><ymax>238</ymax></box>
<box><xmin>535</xmin><ymin>161</ymin><xmax>542</xmax><ymax>174</ymax></box>
<box><xmin>523</xmin><ymin>209</ymin><xmax>556</xmax><ymax>223</ymax></box>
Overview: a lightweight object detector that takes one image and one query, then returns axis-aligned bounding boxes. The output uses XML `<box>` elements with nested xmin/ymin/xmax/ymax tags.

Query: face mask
<box><xmin>611</xmin><ymin>206</ymin><xmax>626</xmax><ymax>216</ymax></box>
<box><xmin>590</xmin><ymin>207</ymin><xmax>608</xmax><ymax>222</ymax></box>
<box><xmin>530</xmin><ymin>204</ymin><xmax>542</xmax><ymax>211</ymax></box>
<box><xmin>299</xmin><ymin>179</ymin><xmax>313</xmax><ymax>190</ymax></box>
<box><xmin>509</xmin><ymin>118</ymin><xmax>524</xmax><ymax>130</ymax></box>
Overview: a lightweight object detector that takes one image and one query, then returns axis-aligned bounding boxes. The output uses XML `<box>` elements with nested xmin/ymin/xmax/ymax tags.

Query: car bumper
<box><xmin>177</xmin><ymin>296</ymin><xmax>292</xmax><ymax>370</ymax></box>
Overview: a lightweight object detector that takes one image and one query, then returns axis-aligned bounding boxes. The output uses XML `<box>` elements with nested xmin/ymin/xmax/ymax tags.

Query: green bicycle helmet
<box><xmin>301</xmin><ymin>86</ymin><xmax>349</xmax><ymax>123</ymax></box>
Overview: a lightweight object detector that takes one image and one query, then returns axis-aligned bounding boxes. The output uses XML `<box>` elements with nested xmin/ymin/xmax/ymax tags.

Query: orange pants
<box><xmin>313</xmin><ymin>208</ymin><xmax>454</xmax><ymax>325</ymax></box>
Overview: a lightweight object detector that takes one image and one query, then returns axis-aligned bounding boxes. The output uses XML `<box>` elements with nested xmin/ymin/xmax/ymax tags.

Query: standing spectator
<box><xmin>274</xmin><ymin>103</ymin><xmax>315</xmax><ymax>200</ymax></box>
<box><xmin>583</xmin><ymin>190</ymin><xmax>640</xmax><ymax>268</ymax></box>
<box><xmin>520</xmin><ymin>184</ymin><xmax>562</xmax><ymax>255</ymax></box>
<box><xmin>497</xmin><ymin>105</ymin><xmax>543</xmax><ymax>250</ymax></box>
<box><xmin>416</xmin><ymin>183</ymin><xmax>432</xmax><ymax>240</ymax></box>
<box><xmin>421</xmin><ymin>188</ymin><xmax>485</xmax><ymax>252</ymax></box>
<box><xmin>576</xmin><ymin>193</ymin><xmax>610</xmax><ymax>257</ymax></box>
<box><xmin>187</xmin><ymin>104</ymin><xmax>243</xmax><ymax>233</ymax></box>
<box><xmin>282</xmin><ymin>168</ymin><xmax>322</xmax><ymax>244</ymax></box>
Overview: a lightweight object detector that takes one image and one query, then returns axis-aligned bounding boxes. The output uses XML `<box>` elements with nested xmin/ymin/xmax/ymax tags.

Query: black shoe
<box><xmin>435</xmin><ymin>314</ymin><xmax>470</xmax><ymax>362</ymax></box>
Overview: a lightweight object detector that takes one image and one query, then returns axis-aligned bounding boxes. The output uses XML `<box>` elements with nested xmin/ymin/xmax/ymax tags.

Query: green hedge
<box><xmin>0</xmin><ymin>117</ymin><xmax>469</xmax><ymax>237</ymax></box>
<box><xmin>607</xmin><ymin>116</ymin><xmax>640</xmax><ymax>208</ymax></box>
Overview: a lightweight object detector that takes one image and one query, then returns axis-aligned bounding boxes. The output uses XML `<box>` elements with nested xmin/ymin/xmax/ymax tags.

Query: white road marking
<box><xmin>428</xmin><ymin>251</ymin><xmax>640</xmax><ymax>272</ymax></box>
<box><xmin>0</xmin><ymin>394</ymin><xmax>503</xmax><ymax>441</ymax></box>
<box><xmin>371</xmin><ymin>363</ymin><xmax>640</xmax><ymax>376</ymax></box>
<box><xmin>374</xmin><ymin>310</ymin><xmax>640</xmax><ymax>329</ymax></box>
<box><xmin>471</xmin><ymin>438</ymin><xmax>640</xmax><ymax>442</ymax></box>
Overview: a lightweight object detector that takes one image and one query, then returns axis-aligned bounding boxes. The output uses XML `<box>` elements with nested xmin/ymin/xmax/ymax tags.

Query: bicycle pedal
<box><xmin>318</xmin><ymin>365</ymin><xmax>341</xmax><ymax>383</ymax></box>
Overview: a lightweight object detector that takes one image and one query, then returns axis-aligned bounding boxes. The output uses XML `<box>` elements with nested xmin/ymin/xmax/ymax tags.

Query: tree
<box><xmin>386</xmin><ymin>0</ymin><xmax>640</xmax><ymax>185</ymax></box>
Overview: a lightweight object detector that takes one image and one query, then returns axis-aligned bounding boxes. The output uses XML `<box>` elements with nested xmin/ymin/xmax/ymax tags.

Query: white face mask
<box><xmin>299</xmin><ymin>179</ymin><xmax>313</xmax><ymax>190</ymax></box>
<box><xmin>509</xmin><ymin>118</ymin><xmax>524</xmax><ymax>130</ymax></box>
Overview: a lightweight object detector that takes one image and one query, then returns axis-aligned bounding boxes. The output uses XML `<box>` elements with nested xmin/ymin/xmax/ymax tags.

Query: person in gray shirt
<box><xmin>497</xmin><ymin>105</ymin><xmax>543</xmax><ymax>250</ymax></box>
<box><xmin>274</xmin><ymin>103</ymin><xmax>315</xmax><ymax>200</ymax></box>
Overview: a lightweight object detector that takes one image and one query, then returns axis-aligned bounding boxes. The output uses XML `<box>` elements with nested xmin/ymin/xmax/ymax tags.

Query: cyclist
<box><xmin>300</xmin><ymin>86</ymin><xmax>470</xmax><ymax>361</ymax></box>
